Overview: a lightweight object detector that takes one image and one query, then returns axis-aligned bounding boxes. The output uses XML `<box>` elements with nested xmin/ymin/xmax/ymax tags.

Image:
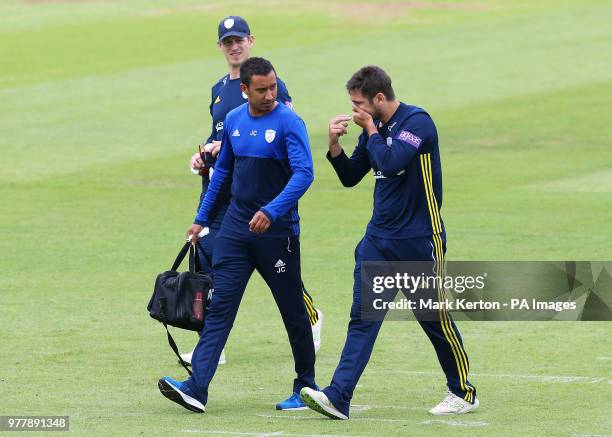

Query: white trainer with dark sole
<box><xmin>299</xmin><ymin>387</ymin><xmax>348</xmax><ymax>420</ymax></box>
<box><xmin>428</xmin><ymin>391</ymin><xmax>479</xmax><ymax>415</ymax></box>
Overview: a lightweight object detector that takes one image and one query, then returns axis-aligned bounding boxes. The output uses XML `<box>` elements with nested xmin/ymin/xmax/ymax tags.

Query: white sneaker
<box><xmin>299</xmin><ymin>387</ymin><xmax>348</xmax><ymax>420</ymax></box>
<box><xmin>428</xmin><ymin>391</ymin><xmax>479</xmax><ymax>415</ymax></box>
<box><xmin>312</xmin><ymin>309</ymin><xmax>323</xmax><ymax>354</ymax></box>
<box><xmin>179</xmin><ymin>348</ymin><xmax>226</xmax><ymax>366</ymax></box>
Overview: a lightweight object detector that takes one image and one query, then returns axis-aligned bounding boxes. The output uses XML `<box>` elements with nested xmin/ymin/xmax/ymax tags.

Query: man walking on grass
<box><xmin>159</xmin><ymin>57</ymin><xmax>318</xmax><ymax>413</ymax></box>
<box><xmin>183</xmin><ymin>15</ymin><xmax>323</xmax><ymax>373</ymax></box>
<box><xmin>300</xmin><ymin>65</ymin><xmax>479</xmax><ymax>419</ymax></box>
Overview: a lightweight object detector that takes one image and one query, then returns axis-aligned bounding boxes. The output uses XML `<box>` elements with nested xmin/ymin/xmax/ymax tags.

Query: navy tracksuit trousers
<box><xmin>189</xmin><ymin>231</ymin><xmax>316</xmax><ymax>403</ymax></box>
<box><xmin>323</xmin><ymin>234</ymin><xmax>476</xmax><ymax>417</ymax></box>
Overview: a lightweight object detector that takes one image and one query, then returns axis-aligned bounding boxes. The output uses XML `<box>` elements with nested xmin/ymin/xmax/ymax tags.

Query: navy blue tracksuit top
<box><xmin>195</xmin><ymin>102</ymin><xmax>314</xmax><ymax>237</ymax></box>
<box><xmin>198</xmin><ymin>75</ymin><xmax>292</xmax><ymax>224</ymax></box>
<box><xmin>328</xmin><ymin>102</ymin><xmax>445</xmax><ymax>239</ymax></box>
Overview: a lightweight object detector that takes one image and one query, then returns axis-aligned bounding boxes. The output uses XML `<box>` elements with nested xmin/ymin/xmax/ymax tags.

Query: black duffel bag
<box><xmin>147</xmin><ymin>241</ymin><xmax>212</xmax><ymax>374</ymax></box>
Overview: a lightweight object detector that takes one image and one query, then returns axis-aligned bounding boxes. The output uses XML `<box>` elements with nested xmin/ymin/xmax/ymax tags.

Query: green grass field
<box><xmin>1</xmin><ymin>0</ymin><xmax>611</xmax><ymax>435</ymax></box>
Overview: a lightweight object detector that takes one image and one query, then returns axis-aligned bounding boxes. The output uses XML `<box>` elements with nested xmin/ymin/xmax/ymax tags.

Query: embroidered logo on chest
<box><xmin>265</xmin><ymin>129</ymin><xmax>276</xmax><ymax>143</ymax></box>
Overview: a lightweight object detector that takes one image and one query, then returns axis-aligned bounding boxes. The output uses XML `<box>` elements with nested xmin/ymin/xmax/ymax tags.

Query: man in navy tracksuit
<box><xmin>158</xmin><ymin>57</ymin><xmax>317</xmax><ymax>413</ymax></box>
<box><xmin>183</xmin><ymin>16</ymin><xmax>322</xmax><ymax>367</ymax></box>
<box><xmin>300</xmin><ymin>66</ymin><xmax>479</xmax><ymax>418</ymax></box>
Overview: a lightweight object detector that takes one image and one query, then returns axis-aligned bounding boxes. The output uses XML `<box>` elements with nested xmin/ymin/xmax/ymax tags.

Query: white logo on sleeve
<box><xmin>224</xmin><ymin>18</ymin><xmax>234</xmax><ymax>29</ymax></box>
<box><xmin>373</xmin><ymin>170</ymin><xmax>386</xmax><ymax>179</ymax></box>
<box><xmin>232</xmin><ymin>129</ymin><xmax>240</xmax><ymax>137</ymax></box>
<box><xmin>265</xmin><ymin>129</ymin><xmax>276</xmax><ymax>143</ymax></box>
<box><xmin>275</xmin><ymin>259</ymin><xmax>286</xmax><ymax>273</ymax></box>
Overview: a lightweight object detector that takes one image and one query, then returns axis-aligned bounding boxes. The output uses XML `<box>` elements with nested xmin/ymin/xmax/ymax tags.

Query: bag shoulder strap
<box><xmin>163</xmin><ymin>323</ymin><xmax>192</xmax><ymax>376</ymax></box>
<box><xmin>195</xmin><ymin>245</ymin><xmax>212</xmax><ymax>271</ymax></box>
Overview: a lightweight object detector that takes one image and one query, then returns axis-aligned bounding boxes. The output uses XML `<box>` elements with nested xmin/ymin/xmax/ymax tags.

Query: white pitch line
<box><xmin>255</xmin><ymin>414</ymin><xmax>320</xmax><ymax>421</ymax></box>
<box><xmin>256</xmin><ymin>413</ymin><xmax>490</xmax><ymax>428</ymax></box>
<box><xmin>181</xmin><ymin>431</ymin><xmax>361</xmax><ymax>437</ymax></box>
<box><xmin>422</xmin><ymin>419</ymin><xmax>488</xmax><ymax>428</ymax></box>
<box><xmin>257</xmin><ymin>413</ymin><xmax>410</xmax><ymax>423</ymax></box>
<box><xmin>569</xmin><ymin>434</ymin><xmax>612</xmax><ymax>437</ymax></box>
<box><xmin>472</xmin><ymin>372</ymin><xmax>607</xmax><ymax>383</ymax></box>
<box><xmin>384</xmin><ymin>370</ymin><xmax>611</xmax><ymax>384</ymax></box>
<box><xmin>181</xmin><ymin>431</ymin><xmax>256</xmax><ymax>436</ymax></box>
<box><xmin>350</xmin><ymin>404</ymin><xmax>371</xmax><ymax>412</ymax></box>
<box><xmin>258</xmin><ymin>413</ymin><xmax>489</xmax><ymax>426</ymax></box>
<box><xmin>352</xmin><ymin>404</ymin><xmax>423</xmax><ymax>411</ymax></box>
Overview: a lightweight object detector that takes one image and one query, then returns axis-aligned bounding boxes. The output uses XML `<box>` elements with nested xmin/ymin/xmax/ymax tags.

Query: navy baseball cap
<box><xmin>218</xmin><ymin>16</ymin><xmax>250</xmax><ymax>42</ymax></box>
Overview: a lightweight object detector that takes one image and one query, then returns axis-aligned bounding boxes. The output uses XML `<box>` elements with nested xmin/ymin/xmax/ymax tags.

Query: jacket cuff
<box><xmin>260</xmin><ymin>207</ymin><xmax>275</xmax><ymax>223</ymax></box>
<box><xmin>326</xmin><ymin>149</ymin><xmax>347</xmax><ymax>162</ymax></box>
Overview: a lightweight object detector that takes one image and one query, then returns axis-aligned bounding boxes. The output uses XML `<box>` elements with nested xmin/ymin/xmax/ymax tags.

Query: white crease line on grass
<box><xmin>255</xmin><ymin>414</ymin><xmax>320</xmax><ymax>421</ymax></box>
<box><xmin>257</xmin><ymin>414</ymin><xmax>488</xmax><ymax>428</ymax></box>
<box><xmin>596</xmin><ymin>356</ymin><xmax>611</xmax><ymax>360</ymax></box>
<box><xmin>422</xmin><ymin>419</ymin><xmax>488</xmax><ymax>427</ymax></box>
<box><xmin>385</xmin><ymin>370</ymin><xmax>611</xmax><ymax>384</ymax></box>
<box><xmin>257</xmin><ymin>413</ymin><xmax>412</xmax><ymax>423</ymax></box>
<box><xmin>181</xmin><ymin>431</ymin><xmax>361</xmax><ymax>437</ymax></box>
<box><xmin>352</xmin><ymin>404</ymin><xmax>423</xmax><ymax>411</ymax></box>
<box><xmin>570</xmin><ymin>434</ymin><xmax>612</xmax><ymax>437</ymax></box>
<box><xmin>264</xmin><ymin>414</ymin><xmax>407</xmax><ymax>423</ymax></box>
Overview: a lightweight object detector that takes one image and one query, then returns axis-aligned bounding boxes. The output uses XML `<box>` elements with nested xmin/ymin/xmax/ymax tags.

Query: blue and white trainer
<box><xmin>158</xmin><ymin>376</ymin><xmax>205</xmax><ymax>413</ymax></box>
<box><xmin>275</xmin><ymin>392</ymin><xmax>308</xmax><ymax>410</ymax></box>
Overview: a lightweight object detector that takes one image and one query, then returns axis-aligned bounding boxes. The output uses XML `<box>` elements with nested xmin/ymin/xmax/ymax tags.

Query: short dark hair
<box><xmin>346</xmin><ymin>65</ymin><xmax>395</xmax><ymax>101</ymax></box>
<box><xmin>240</xmin><ymin>57</ymin><xmax>276</xmax><ymax>87</ymax></box>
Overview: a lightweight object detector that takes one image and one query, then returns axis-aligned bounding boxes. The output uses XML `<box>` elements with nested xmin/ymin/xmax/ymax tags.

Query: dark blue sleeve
<box><xmin>203</xmin><ymin>85</ymin><xmax>217</xmax><ymax>144</ymax></box>
<box><xmin>276</xmin><ymin>78</ymin><xmax>292</xmax><ymax>107</ymax></box>
<box><xmin>366</xmin><ymin>113</ymin><xmax>435</xmax><ymax>177</ymax></box>
<box><xmin>204</xmin><ymin>130</ymin><xmax>215</xmax><ymax>145</ymax></box>
<box><xmin>194</xmin><ymin>127</ymin><xmax>234</xmax><ymax>226</ymax></box>
<box><xmin>327</xmin><ymin>133</ymin><xmax>372</xmax><ymax>187</ymax></box>
<box><xmin>260</xmin><ymin>117</ymin><xmax>314</xmax><ymax>222</ymax></box>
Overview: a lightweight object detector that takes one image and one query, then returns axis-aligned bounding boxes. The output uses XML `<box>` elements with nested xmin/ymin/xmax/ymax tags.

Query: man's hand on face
<box><xmin>352</xmin><ymin>104</ymin><xmax>377</xmax><ymax>135</ymax></box>
<box><xmin>249</xmin><ymin>211</ymin><xmax>271</xmax><ymax>234</ymax></box>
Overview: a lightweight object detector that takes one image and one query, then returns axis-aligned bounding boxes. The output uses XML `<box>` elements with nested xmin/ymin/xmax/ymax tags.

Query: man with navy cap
<box><xmin>177</xmin><ymin>16</ymin><xmax>323</xmax><ymax>410</ymax></box>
